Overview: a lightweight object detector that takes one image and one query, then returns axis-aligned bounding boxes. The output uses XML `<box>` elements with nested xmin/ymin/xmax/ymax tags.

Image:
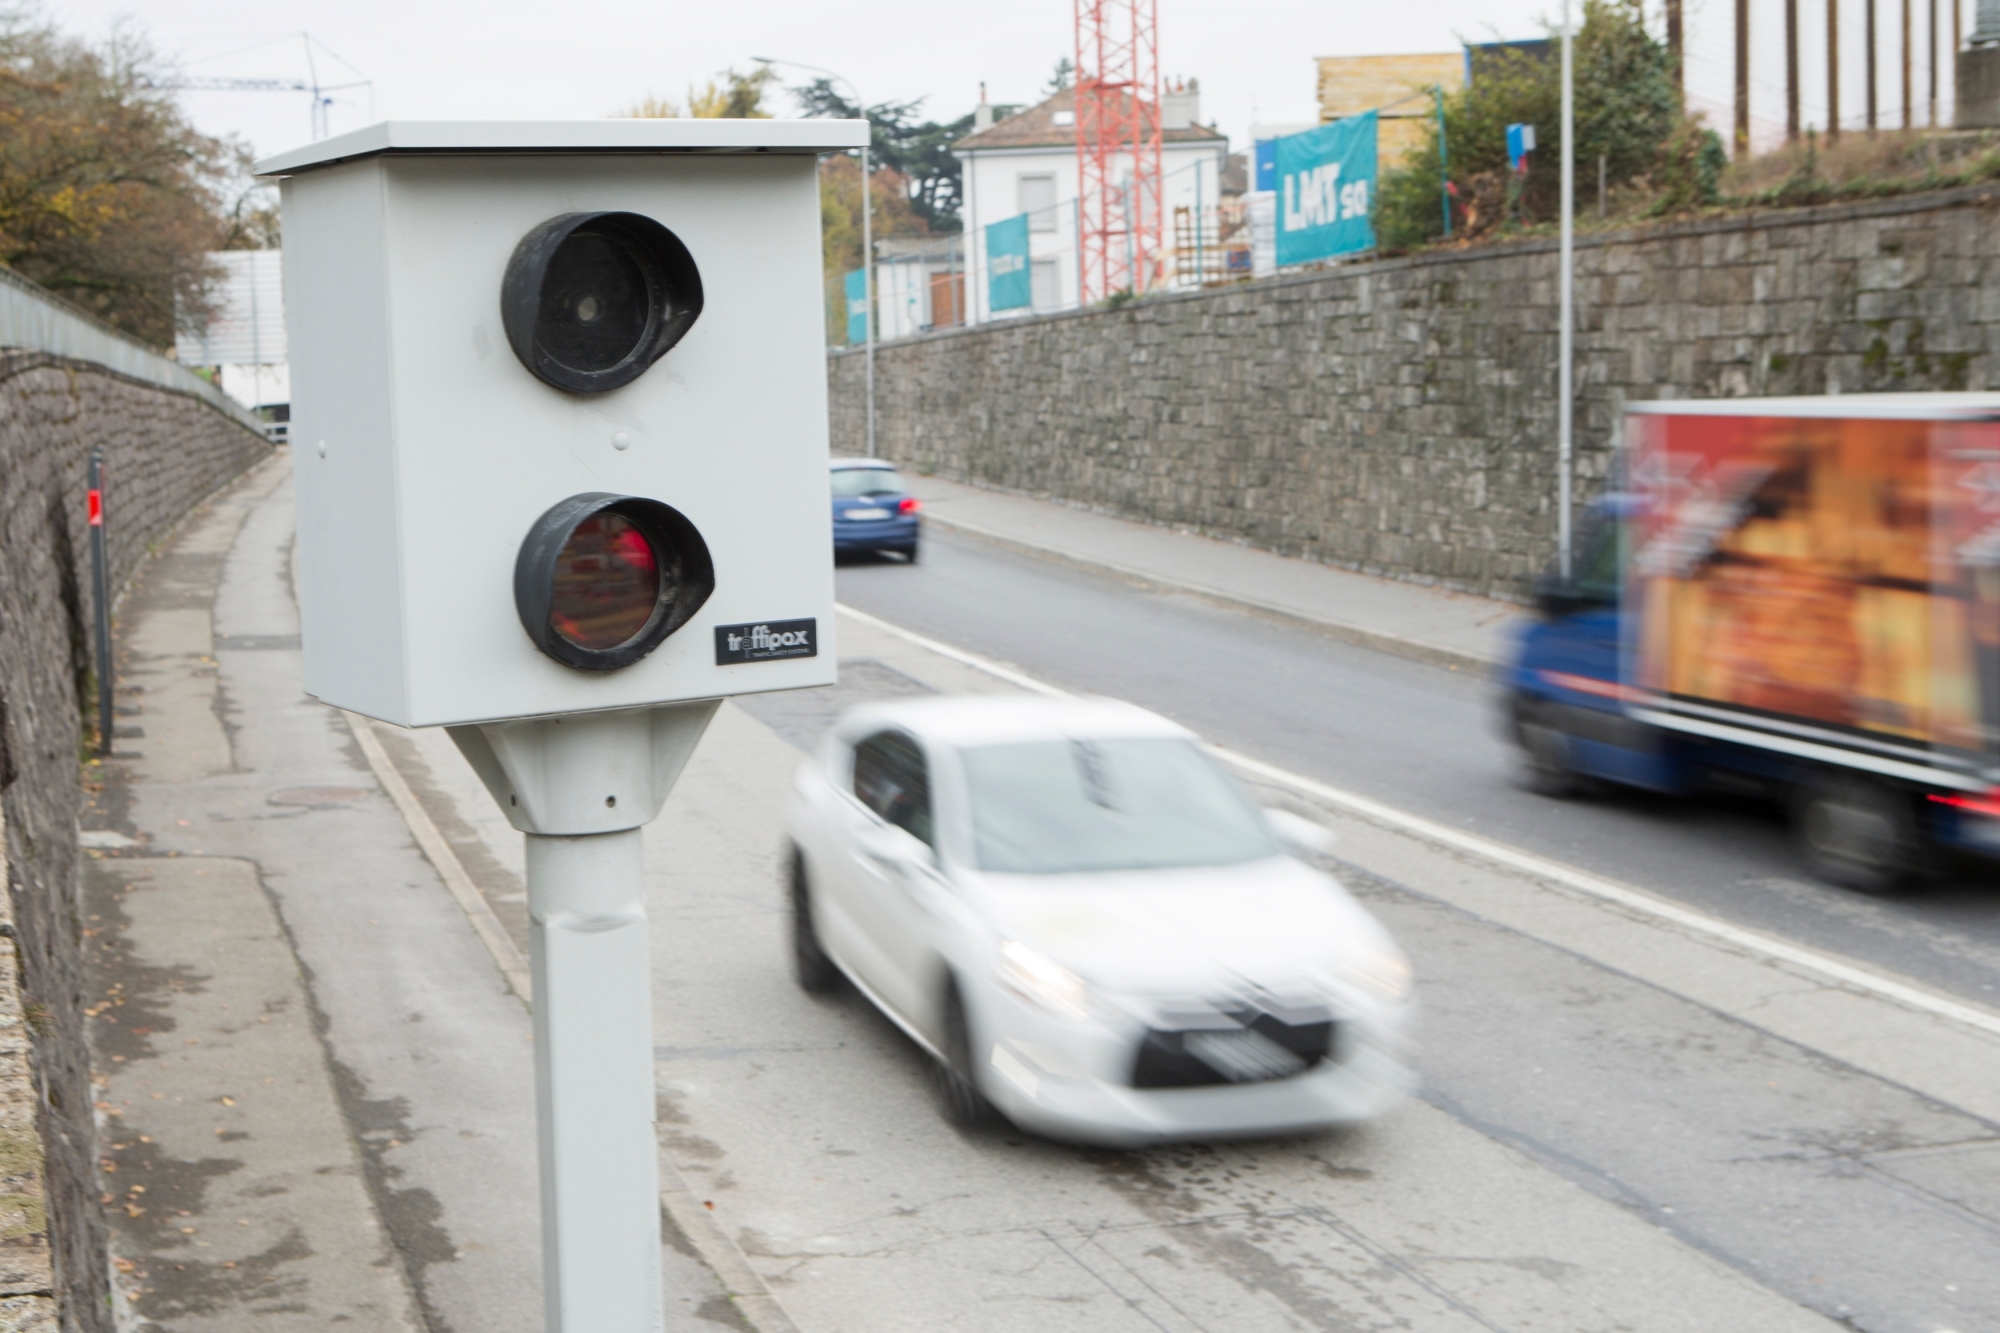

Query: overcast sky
<box><xmin>57</xmin><ymin>0</ymin><xmax>1949</xmax><ymax>173</ymax></box>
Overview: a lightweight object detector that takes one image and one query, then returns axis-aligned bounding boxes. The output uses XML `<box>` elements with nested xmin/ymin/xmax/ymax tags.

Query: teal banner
<box><xmin>844</xmin><ymin>268</ymin><xmax>868</xmax><ymax>345</ymax></box>
<box><xmin>1274</xmin><ymin>111</ymin><xmax>1378</xmax><ymax>266</ymax></box>
<box><xmin>986</xmin><ymin>214</ymin><xmax>1031</xmax><ymax>312</ymax></box>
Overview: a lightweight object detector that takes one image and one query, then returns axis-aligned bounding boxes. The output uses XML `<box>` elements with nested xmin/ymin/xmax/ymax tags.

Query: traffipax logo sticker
<box><xmin>715</xmin><ymin>619</ymin><xmax>817</xmax><ymax>665</ymax></box>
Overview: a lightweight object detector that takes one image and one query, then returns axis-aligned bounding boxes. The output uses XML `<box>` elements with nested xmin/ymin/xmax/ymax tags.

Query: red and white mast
<box><xmin>1074</xmin><ymin>0</ymin><xmax>1163</xmax><ymax>303</ymax></box>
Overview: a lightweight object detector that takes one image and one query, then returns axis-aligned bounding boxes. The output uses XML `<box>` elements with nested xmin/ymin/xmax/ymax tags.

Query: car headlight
<box><xmin>997</xmin><ymin>940</ymin><xmax>1090</xmax><ymax>1020</ymax></box>
<box><xmin>1348</xmin><ymin>944</ymin><xmax>1413</xmax><ymax>1003</ymax></box>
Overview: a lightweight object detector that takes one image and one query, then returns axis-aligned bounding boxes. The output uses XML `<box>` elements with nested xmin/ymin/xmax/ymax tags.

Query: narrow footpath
<box><xmin>80</xmin><ymin>456</ymin><xmax>738</xmax><ymax>1330</ymax></box>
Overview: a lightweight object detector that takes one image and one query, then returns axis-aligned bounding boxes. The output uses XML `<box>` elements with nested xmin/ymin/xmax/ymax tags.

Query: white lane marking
<box><xmin>834</xmin><ymin>602</ymin><xmax>2000</xmax><ymax>1043</ymax></box>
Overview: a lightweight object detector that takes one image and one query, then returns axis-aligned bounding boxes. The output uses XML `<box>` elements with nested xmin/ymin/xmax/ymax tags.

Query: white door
<box><xmin>841</xmin><ymin>730</ymin><xmax>945</xmax><ymax>1024</ymax></box>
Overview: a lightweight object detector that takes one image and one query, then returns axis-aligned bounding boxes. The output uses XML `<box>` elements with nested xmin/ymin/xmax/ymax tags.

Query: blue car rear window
<box><xmin>832</xmin><ymin>469</ymin><xmax>907</xmax><ymax>499</ymax></box>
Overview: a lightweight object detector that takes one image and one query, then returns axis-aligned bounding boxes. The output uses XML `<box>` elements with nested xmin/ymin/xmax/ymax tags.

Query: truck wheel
<box><xmin>790</xmin><ymin>849</ymin><xmax>841</xmax><ymax>994</ymax></box>
<box><xmin>1518</xmin><ymin>718</ymin><xmax>1590</xmax><ymax>798</ymax></box>
<box><xmin>1791</xmin><ymin>775</ymin><xmax>1922</xmax><ymax>895</ymax></box>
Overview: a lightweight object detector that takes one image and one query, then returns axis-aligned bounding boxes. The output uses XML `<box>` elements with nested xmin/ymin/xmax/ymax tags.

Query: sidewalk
<box><xmin>905</xmin><ymin>475</ymin><xmax>1524</xmax><ymax>671</ymax></box>
<box><xmin>80</xmin><ymin>457</ymin><xmax>741</xmax><ymax>1332</ymax></box>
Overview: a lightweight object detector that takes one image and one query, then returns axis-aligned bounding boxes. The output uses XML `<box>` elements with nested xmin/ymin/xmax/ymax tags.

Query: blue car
<box><xmin>830</xmin><ymin>459</ymin><xmax>921</xmax><ymax>561</ymax></box>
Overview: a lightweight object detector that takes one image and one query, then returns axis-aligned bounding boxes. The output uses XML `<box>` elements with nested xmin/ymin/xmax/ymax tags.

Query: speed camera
<box><xmin>256</xmin><ymin>120</ymin><xmax>864</xmax><ymax>728</ymax></box>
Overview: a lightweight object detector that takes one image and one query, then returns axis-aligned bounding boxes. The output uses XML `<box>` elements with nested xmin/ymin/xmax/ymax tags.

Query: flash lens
<box><xmin>549</xmin><ymin>513</ymin><xmax>664</xmax><ymax>650</ymax></box>
<box><xmin>515</xmin><ymin>493</ymin><xmax>714</xmax><ymax>672</ymax></box>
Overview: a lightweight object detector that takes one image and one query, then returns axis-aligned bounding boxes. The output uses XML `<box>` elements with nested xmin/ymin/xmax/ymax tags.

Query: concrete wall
<box><xmin>0</xmin><ymin>353</ymin><xmax>269</xmax><ymax>1328</ymax></box>
<box><xmin>831</xmin><ymin>182</ymin><xmax>2000</xmax><ymax>600</ymax></box>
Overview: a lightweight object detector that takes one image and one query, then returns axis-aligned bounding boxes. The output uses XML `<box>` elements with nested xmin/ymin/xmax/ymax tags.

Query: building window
<box><xmin>1031</xmin><ymin>258</ymin><xmax>1060</xmax><ymax>311</ymax></box>
<box><xmin>1018</xmin><ymin>173</ymin><xmax>1057</xmax><ymax>232</ymax></box>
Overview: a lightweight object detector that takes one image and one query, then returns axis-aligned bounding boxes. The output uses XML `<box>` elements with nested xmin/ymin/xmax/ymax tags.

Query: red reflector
<box><xmin>1929</xmin><ymin>790</ymin><xmax>2000</xmax><ymax>818</ymax></box>
<box><xmin>88</xmin><ymin>489</ymin><xmax>102</xmax><ymax>526</ymax></box>
<box><xmin>898</xmin><ymin>497</ymin><xmax>921</xmax><ymax>515</ymax></box>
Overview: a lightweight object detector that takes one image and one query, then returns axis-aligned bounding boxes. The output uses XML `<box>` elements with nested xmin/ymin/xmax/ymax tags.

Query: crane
<box><xmin>145</xmin><ymin>34</ymin><xmax>372</xmax><ymax>142</ymax></box>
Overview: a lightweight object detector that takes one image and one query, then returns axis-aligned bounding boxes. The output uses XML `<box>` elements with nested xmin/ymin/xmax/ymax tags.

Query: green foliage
<box><xmin>1376</xmin><ymin>0</ymin><xmax>1689</xmax><ymax>249</ymax></box>
<box><xmin>0</xmin><ymin>11</ymin><xmax>255</xmax><ymax>346</ymax></box>
<box><xmin>622</xmin><ymin>66</ymin><xmax>777</xmax><ymax>120</ymax></box>
<box><xmin>791</xmin><ymin>78</ymin><xmax>973</xmax><ymax>231</ymax></box>
<box><xmin>815</xmin><ymin>153</ymin><xmax>929</xmax><ymax>343</ymax></box>
<box><xmin>1646</xmin><ymin>123</ymin><xmax>1729</xmax><ymax>214</ymax></box>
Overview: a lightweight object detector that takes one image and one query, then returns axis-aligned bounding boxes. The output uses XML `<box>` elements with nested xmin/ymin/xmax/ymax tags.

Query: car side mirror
<box><xmin>1265</xmin><ymin>808</ymin><xmax>1338</xmax><ymax>857</ymax></box>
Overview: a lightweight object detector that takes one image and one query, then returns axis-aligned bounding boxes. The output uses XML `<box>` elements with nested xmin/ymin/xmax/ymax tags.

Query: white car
<box><xmin>784</xmin><ymin>694</ymin><xmax>1416</xmax><ymax>1146</ymax></box>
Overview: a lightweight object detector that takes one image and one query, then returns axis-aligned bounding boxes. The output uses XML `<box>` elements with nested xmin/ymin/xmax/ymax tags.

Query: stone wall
<box><xmin>831</xmin><ymin>183</ymin><xmax>2000</xmax><ymax>600</ymax></box>
<box><xmin>0</xmin><ymin>353</ymin><xmax>269</xmax><ymax>1329</ymax></box>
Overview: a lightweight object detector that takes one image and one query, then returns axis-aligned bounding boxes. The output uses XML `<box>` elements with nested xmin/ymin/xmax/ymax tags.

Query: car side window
<box><xmin>851</xmin><ymin>731</ymin><xmax>934</xmax><ymax>848</ymax></box>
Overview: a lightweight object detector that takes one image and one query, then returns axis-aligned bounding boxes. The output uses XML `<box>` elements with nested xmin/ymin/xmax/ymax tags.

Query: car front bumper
<box><xmin>976</xmin><ymin>1001</ymin><xmax>1414</xmax><ymax>1147</ymax></box>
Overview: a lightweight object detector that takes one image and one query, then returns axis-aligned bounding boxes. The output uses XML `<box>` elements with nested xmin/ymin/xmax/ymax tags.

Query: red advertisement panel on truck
<box><xmin>1627</xmin><ymin>408</ymin><xmax>2000</xmax><ymax>771</ymax></box>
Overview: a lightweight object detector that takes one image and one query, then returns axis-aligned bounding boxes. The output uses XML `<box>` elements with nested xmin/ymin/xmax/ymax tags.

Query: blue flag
<box><xmin>1273</xmin><ymin>112</ymin><xmax>1378</xmax><ymax>267</ymax></box>
<box><xmin>986</xmin><ymin>214</ymin><xmax>1032</xmax><ymax>312</ymax></box>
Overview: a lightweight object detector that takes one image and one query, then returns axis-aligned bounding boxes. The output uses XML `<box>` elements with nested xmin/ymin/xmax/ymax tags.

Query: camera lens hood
<box><xmin>514</xmin><ymin>492</ymin><xmax>715</xmax><ymax>671</ymax></box>
<box><xmin>501</xmin><ymin>212</ymin><xmax>703</xmax><ymax>394</ymax></box>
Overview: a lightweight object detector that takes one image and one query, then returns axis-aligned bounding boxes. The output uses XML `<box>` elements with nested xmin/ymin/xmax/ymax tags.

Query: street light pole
<box><xmin>757</xmin><ymin>57</ymin><xmax>875</xmax><ymax>457</ymax></box>
<box><xmin>1560</xmin><ymin>0</ymin><xmax>1576</xmax><ymax>581</ymax></box>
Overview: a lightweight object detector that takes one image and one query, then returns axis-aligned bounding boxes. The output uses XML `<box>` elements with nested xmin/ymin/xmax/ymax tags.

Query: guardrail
<box><xmin>0</xmin><ymin>264</ymin><xmax>265</xmax><ymax>431</ymax></box>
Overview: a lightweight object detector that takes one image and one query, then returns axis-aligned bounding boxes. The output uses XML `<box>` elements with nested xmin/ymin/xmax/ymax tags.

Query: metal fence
<box><xmin>0</xmin><ymin>264</ymin><xmax>261</xmax><ymax>430</ymax></box>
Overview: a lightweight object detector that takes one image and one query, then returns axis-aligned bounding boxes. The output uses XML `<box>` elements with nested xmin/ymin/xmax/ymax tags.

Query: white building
<box><xmin>874</xmin><ymin>235</ymin><xmax>967</xmax><ymax>340</ymax></box>
<box><xmin>175</xmin><ymin>249</ymin><xmax>288</xmax><ymax>415</ymax></box>
<box><xmin>951</xmin><ymin>81</ymin><xmax>1227</xmax><ymax>326</ymax></box>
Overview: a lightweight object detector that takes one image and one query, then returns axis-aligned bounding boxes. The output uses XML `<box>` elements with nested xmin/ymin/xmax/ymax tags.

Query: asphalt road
<box><xmin>736</xmin><ymin>609</ymin><xmax>2000</xmax><ymax>1333</ymax></box>
<box><xmin>834</xmin><ymin>532</ymin><xmax>2000</xmax><ymax>1012</ymax></box>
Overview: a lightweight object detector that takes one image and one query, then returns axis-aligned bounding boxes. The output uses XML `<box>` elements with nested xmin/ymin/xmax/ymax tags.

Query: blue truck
<box><xmin>1503</xmin><ymin>396</ymin><xmax>2000</xmax><ymax>892</ymax></box>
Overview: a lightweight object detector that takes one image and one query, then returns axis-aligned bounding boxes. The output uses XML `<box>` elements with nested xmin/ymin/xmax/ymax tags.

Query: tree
<box><xmin>1375</xmin><ymin>0</ymin><xmax>1700</xmax><ymax>249</ymax></box>
<box><xmin>791</xmin><ymin>78</ymin><xmax>974</xmax><ymax>231</ymax></box>
<box><xmin>1046</xmin><ymin>58</ymin><xmax>1074</xmax><ymax>94</ymax></box>
<box><xmin>0</xmin><ymin>13</ymin><xmax>249</xmax><ymax>347</ymax></box>
<box><xmin>619</xmin><ymin>66</ymin><xmax>776</xmax><ymax>120</ymax></box>
<box><xmin>816</xmin><ymin>153</ymin><xmax>928</xmax><ymax>343</ymax></box>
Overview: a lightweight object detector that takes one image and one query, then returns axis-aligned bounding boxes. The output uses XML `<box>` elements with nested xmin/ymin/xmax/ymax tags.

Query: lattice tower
<box><xmin>1074</xmin><ymin>0</ymin><xmax>1163</xmax><ymax>303</ymax></box>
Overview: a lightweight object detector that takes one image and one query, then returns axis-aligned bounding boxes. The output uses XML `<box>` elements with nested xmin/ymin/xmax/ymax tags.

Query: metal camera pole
<box><xmin>1559</xmin><ymin>0</ymin><xmax>1577</xmax><ymax>582</ymax></box>
<box><xmin>87</xmin><ymin>447</ymin><xmax>114</xmax><ymax>756</ymax></box>
<box><xmin>756</xmin><ymin>56</ymin><xmax>874</xmax><ymax>456</ymax></box>
<box><xmin>452</xmin><ymin>702</ymin><xmax>719</xmax><ymax>1333</ymax></box>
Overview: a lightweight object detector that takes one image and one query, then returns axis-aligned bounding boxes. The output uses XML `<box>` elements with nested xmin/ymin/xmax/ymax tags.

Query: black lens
<box><xmin>502</xmin><ymin>212</ymin><xmax>704</xmax><ymax>395</ymax></box>
<box><xmin>539</xmin><ymin>229</ymin><xmax>652</xmax><ymax>374</ymax></box>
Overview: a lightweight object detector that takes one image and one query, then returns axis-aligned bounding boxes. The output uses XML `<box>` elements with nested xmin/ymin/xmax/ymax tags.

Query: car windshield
<box><xmin>961</xmin><ymin>737</ymin><xmax>1279</xmax><ymax>874</ymax></box>
<box><xmin>831</xmin><ymin>468</ymin><xmax>907</xmax><ymax>499</ymax></box>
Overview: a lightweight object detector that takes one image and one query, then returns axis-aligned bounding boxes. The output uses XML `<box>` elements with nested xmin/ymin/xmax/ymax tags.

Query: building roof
<box><xmin>954</xmin><ymin>87</ymin><xmax>1225</xmax><ymax>154</ymax></box>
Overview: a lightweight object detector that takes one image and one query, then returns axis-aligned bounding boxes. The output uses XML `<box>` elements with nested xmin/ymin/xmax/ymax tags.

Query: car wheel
<box><xmin>790</xmin><ymin>848</ymin><xmax>841</xmax><ymax>994</ymax></box>
<box><xmin>934</xmin><ymin>982</ymin><xmax>1000</xmax><ymax>1129</ymax></box>
<box><xmin>902</xmin><ymin>542</ymin><xmax>920</xmax><ymax>565</ymax></box>
<box><xmin>1791</xmin><ymin>773</ymin><xmax>1923</xmax><ymax>895</ymax></box>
